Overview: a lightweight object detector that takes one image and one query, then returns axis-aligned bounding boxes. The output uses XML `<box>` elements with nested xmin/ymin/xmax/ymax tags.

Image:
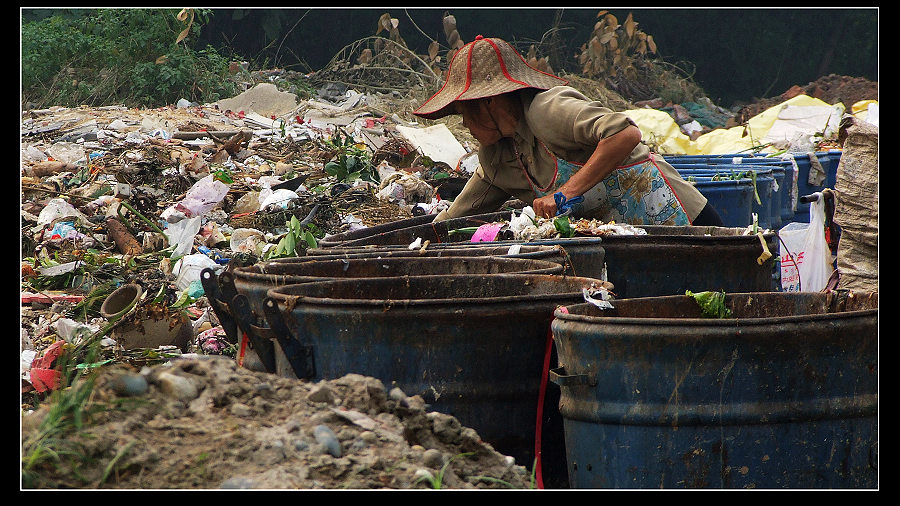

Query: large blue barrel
<box><xmin>789</xmin><ymin>152</ymin><xmax>835</xmax><ymax>223</ymax></box>
<box><xmin>317</xmin><ymin>211</ymin><xmax>509</xmax><ymax>248</ymax></box>
<box><xmin>231</xmin><ymin>256</ymin><xmax>566</xmax><ymax>317</ymax></box>
<box><xmin>665</xmin><ymin>154</ymin><xmax>798</xmax><ymax>226</ymax></box>
<box><xmin>823</xmin><ymin>149</ymin><xmax>843</xmax><ymax>188</ymax></box>
<box><xmin>267</xmin><ymin>274</ymin><xmax>607</xmax><ymax>489</ymax></box>
<box><xmin>663</xmin><ymin>153</ymin><xmax>758</xmax><ymax>165</ymax></box>
<box><xmin>551</xmin><ymin>291</ymin><xmax>879</xmax><ymax>489</ymax></box>
<box><xmin>317</xmin><ymin>212</ymin><xmax>606</xmax><ymax>279</ymax></box>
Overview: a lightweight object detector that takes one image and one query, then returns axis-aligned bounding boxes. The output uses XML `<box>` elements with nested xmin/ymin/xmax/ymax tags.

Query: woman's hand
<box><xmin>532</xmin><ymin>193</ymin><xmax>558</xmax><ymax>219</ymax></box>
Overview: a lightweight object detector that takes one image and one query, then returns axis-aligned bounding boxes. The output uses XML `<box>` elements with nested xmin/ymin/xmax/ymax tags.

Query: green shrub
<box><xmin>21</xmin><ymin>8</ymin><xmax>238</xmax><ymax>108</ymax></box>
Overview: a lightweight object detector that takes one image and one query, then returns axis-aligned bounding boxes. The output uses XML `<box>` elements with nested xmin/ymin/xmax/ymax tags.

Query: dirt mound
<box><xmin>21</xmin><ymin>356</ymin><xmax>534</xmax><ymax>490</ymax></box>
<box><xmin>733</xmin><ymin>74</ymin><xmax>877</xmax><ymax>125</ymax></box>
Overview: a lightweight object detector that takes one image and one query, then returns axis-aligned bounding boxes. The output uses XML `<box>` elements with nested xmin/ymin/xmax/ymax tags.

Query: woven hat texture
<box><xmin>413</xmin><ymin>35</ymin><xmax>567</xmax><ymax>120</ymax></box>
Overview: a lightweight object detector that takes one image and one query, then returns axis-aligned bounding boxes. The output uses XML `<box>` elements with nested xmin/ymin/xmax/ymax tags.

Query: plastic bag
<box><xmin>230</xmin><ymin>228</ymin><xmax>266</xmax><ymax>255</ymax></box>
<box><xmin>164</xmin><ymin>216</ymin><xmax>202</xmax><ymax>258</ymax></box>
<box><xmin>258</xmin><ymin>188</ymin><xmax>299</xmax><ymax>210</ymax></box>
<box><xmin>176</xmin><ymin>174</ymin><xmax>231</xmax><ymax>218</ymax></box>
<box><xmin>778</xmin><ymin>194</ymin><xmax>831</xmax><ymax>292</ymax></box>
<box><xmin>173</xmin><ymin>253</ymin><xmax>222</xmax><ymax>291</ymax></box>
<box><xmin>37</xmin><ymin>198</ymin><xmax>90</xmax><ymax>226</ymax></box>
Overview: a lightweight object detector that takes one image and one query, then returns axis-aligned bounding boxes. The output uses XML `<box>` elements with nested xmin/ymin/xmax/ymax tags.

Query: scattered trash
<box><xmin>582</xmin><ymin>283</ymin><xmax>615</xmax><ymax>310</ymax></box>
<box><xmin>173</xmin><ymin>254</ymin><xmax>223</xmax><ymax>291</ymax></box>
<box><xmin>471</xmin><ymin>223</ymin><xmax>503</xmax><ymax>243</ymax></box>
<box><xmin>395</xmin><ymin>124</ymin><xmax>468</xmax><ymax>167</ymax></box>
<box><xmin>55</xmin><ymin>318</ymin><xmax>100</xmax><ymax>344</ymax></box>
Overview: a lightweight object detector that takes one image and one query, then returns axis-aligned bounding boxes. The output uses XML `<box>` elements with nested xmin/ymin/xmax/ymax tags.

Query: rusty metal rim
<box><xmin>266</xmin><ymin>274</ymin><xmax>600</xmax><ymax>308</ymax></box>
<box><xmin>556</xmin><ymin>395</ymin><xmax>879</xmax><ymax>426</ymax></box>
<box><xmin>234</xmin><ymin>256</ymin><xmax>564</xmax><ymax>280</ymax></box>
<box><xmin>553</xmin><ymin>300</ymin><xmax>878</xmax><ymax>326</ymax></box>
<box><xmin>308</xmin><ymin>243</ymin><xmax>566</xmax><ymax>253</ymax></box>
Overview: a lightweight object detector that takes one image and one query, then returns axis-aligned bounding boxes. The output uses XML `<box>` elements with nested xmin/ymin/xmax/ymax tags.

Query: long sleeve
<box><xmin>434</xmin><ymin>161</ymin><xmax>511</xmax><ymax>221</ymax></box>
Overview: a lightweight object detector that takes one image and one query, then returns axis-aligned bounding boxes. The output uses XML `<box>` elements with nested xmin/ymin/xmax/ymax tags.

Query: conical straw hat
<box><xmin>413</xmin><ymin>35</ymin><xmax>568</xmax><ymax>120</ymax></box>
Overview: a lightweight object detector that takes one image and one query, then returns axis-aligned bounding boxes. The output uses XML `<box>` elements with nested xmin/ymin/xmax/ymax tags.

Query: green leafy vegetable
<box><xmin>685</xmin><ymin>290</ymin><xmax>732</xmax><ymax>318</ymax></box>
<box><xmin>553</xmin><ymin>215</ymin><xmax>575</xmax><ymax>238</ymax></box>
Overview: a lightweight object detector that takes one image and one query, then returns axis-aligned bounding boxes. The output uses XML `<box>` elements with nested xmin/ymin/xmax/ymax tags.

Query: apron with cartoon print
<box><xmin>523</xmin><ymin>142</ymin><xmax>691</xmax><ymax>226</ymax></box>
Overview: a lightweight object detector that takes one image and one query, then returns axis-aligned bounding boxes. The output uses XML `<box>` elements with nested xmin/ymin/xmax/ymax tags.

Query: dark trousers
<box><xmin>691</xmin><ymin>202</ymin><xmax>725</xmax><ymax>227</ymax></box>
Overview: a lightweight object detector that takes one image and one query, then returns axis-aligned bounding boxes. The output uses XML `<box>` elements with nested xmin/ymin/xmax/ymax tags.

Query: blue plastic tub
<box><xmin>679</xmin><ymin>176</ymin><xmax>754</xmax><ymax>227</ymax></box>
<box><xmin>663</xmin><ymin>153</ymin><xmax>758</xmax><ymax>165</ymax></box>
<box><xmin>788</xmin><ymin>152</ymin><xmax>835</xmax><ymax>223</ymax></box>
<box><xmin>676</xmin><ymin>166</ymin><xmax>776</xmax><ymax>229</ymax></box>
<box><xmin>824</xmin><ymin>150</ymin><xmax>843</xmax><ymax>188</ymax></box>
<box><xmin>666</xmin><ymin>155</ymin><xmax>795</xmax><ymax>226</ymax></box>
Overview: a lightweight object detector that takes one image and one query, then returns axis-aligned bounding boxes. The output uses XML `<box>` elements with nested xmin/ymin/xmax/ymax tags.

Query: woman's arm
<box><xmin>531</xmin><ymin>124</ymin><xmax>642</xmax><ymax>218</ymax></box>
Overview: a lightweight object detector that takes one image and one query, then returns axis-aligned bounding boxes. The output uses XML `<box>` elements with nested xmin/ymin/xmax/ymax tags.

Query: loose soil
<box><xmin>731</xmin><ymin>74</ymin><xmax>878</xmax><ymax>125</ymax></box>
<box><xmin>21</xmin><ymin>356</ymin><xmax>535</xmax><ymax>490</ymax></box>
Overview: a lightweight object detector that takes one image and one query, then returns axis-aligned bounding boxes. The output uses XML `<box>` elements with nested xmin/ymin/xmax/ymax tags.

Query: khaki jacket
<box><xmin>435</xmin><ymin>86</ymin><xmax>707</xmax><ymax>221</ymax></box>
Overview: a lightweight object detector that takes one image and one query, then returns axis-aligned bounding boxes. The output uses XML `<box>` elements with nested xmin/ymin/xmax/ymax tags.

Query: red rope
<box><xmin>533</xmin><ymin>324</ymin><xmax>551</xmax><ymax>489</ymax></box>
<box><xmin>535</xmin><ymin>306</ymin><xmax>568</xmax><ymax>489</ymax></box>
<box><xmin>238</xmin><ymin>332</ymin><xmax>249</xmax><ymax>367</ymax></box>
<box><xmin>430</xmin><ymin>223</ymin><xmax>443</xmax><ymax>243</ymax></box>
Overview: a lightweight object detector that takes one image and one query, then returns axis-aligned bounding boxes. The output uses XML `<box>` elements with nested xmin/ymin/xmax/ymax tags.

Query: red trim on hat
<box><xmin>457</xmin><ymin>40</ymin><xmax>475</xmax><ymax>100</ymax></box>
<box><xmin>484</xmin><ymin>38</ymin><xmax>530</xmax><ymax>87</ymax></box>
<box><xmin>414</xmin><ymin>39</ymin><xmax>473</xmax><ymax>114</ymax></box>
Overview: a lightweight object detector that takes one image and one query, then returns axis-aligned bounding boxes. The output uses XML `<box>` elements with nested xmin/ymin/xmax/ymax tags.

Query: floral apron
<box><xmin>522</xmin><ymin>143</ymin><xmax>691</xmax><ymax>226</ymax></box>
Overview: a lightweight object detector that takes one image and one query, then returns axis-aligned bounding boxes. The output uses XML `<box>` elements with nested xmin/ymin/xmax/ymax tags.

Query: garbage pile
<box><xmin>634</xmin><ymin>96</ymin><xmax>734</xmax><ymax>140</ymax></box>
<box><xmin>20</xmin><ymin>82</ymin><xmax>479</xmax><ymax>399</ymax></box>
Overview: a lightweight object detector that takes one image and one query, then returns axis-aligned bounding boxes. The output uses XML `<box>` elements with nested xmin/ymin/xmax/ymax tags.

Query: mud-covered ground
<box><xmin>21</xmin><ymin>356</ymin><xmax>536</xmax><ymax>490</ymax></box>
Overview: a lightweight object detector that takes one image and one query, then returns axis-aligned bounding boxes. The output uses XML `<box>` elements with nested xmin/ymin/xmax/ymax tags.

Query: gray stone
<box><xmin>230</xmin><ymin>402</ymin><xmax>252</xmax><ymax>417</ymax></box>
<box><xmin>423</xmin><ymin>448</ymin><xmax>445</xmax><ymax>469</ymax></box>
<box><xmin>388</xmin><ymin>386</ymin><xmax>407</xmax><ymax>402</ymax></box>
<box><xmin>109</xmin><ymin>372</ymin><xmax>148</xmax><ymax>397</ymax></box>
<box><xmin>157</xmin><ymin>372</ymin><xmax>198</xmax><ymax>401</ymax></box>
<box><xmin>313</xmin><ymin>424</ymin><xmax>341</xmax><ymax>458</ymax></box>
<box><xmin>253</xmin><ymin>440</ymin><xmax>286</xmax><ymax>465</ymax></box>
<box><xmin>254</xmin><ymin>381</ymin><xmax>275</xmax><ymax>397</ymax></box>
<box><xmin>293</xmin><ymin>439</ymin><xmax>310</xmax><ymax>452</ymax></box>
<box><xmin>307</xmin><ymin>383</ymin><xmax>335</xmax><ymax>404</ymax></box>
<box><xmin>428</xmin><ymin>412</ymin><xmax>462</xmax><ymax>443</ymax></box>
<box><xmin>284</xmin><ymin>419</ymin><xmax>301</xmax><ymax>433</ymax></box>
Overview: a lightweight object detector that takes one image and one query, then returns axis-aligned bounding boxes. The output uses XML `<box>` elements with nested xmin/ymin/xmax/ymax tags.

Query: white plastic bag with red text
<box><xmin>778</xmin><ymin>194</ymin><xmax>831</xmax><ymax>292</ymax></box>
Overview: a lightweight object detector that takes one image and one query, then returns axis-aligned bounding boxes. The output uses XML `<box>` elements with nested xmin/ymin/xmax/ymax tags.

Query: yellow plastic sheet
<box><xmin>851</xmin><ymin>99</ymin><xmax>878</xmax><ymax>123</ymax></box>
<box><xmin>621</xmin><ymin>108</ymin><xmax>698</xmax><ymax>154</ymax></box>
<box><xmin>624</xmin><ymin>95</ymin><xmax>837</xmax><ymax>155</ymax></box>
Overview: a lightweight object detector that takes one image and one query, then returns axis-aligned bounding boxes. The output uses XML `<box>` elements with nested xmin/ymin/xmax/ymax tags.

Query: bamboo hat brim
<box><xmin>413</xmin><ymin>36</ymin><xmax>568</xmax><ymax>120</ymax></box>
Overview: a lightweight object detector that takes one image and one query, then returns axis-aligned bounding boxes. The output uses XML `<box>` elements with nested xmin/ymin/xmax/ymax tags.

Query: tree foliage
<box><xmin>22</xmin><ymin>8</ymin><xmax>238</xmax><ymax>108</ymax></box>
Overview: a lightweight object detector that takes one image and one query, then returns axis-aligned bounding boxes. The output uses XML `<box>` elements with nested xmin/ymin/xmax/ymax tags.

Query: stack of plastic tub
<box><xmin>672</xmin><ymin>164</ymin><xmax>777</xmax><ymax>229</ymax></box>
<box><xmin>665</xmin><ymin>152</ymin><xmax>840</xmax><ymax>224</ymax></box>
<box><xmin>665</xmin><ymin>154</ymin><xmax>792</xmax><ymax>227</ymax></box>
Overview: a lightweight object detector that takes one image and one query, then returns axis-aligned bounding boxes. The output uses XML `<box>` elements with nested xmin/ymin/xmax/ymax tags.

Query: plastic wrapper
<box><xmin>173</xmin><ymin>253</ymin><xmax>222</xmax><ymax>291</ymax></box>
<box><xmin>164</xmin><ymin>216</ymin><xmax>202</xmax><ymax>258</ymax></box>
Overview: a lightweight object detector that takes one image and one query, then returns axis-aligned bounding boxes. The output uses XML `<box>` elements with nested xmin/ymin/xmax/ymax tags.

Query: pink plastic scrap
<box><xmin>470</xmin><ymin>223</ymin><xmax>502</xmax><ymax>242</ymax></box>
